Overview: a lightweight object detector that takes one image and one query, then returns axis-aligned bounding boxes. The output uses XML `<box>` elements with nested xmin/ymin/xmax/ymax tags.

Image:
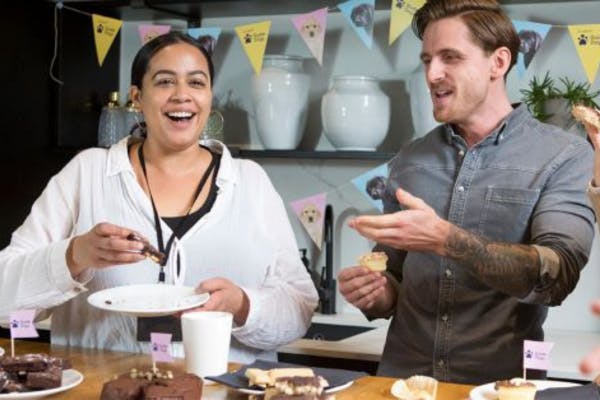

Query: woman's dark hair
<box><xmin>412</xmin><ymin>0</ymin><xmax>520</xmax><ymax>77</ymax></box>
<box><xmin>130</xmin><ymin>31</ymin><xmax>215</xmax><ymax>89</ymax></box>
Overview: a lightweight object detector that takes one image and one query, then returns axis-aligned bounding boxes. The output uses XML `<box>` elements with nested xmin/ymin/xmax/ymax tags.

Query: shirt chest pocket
<box><xmin>478</xmin><ymin>187</ymin><xmax>540</xmax><ymax>242</ymax></box>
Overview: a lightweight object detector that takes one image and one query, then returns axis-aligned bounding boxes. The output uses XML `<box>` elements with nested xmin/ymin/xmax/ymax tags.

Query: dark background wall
<box><xmin>0</xmin><ymin>2</ymin><xmax>119</xmax><ymax>247</ymax></box>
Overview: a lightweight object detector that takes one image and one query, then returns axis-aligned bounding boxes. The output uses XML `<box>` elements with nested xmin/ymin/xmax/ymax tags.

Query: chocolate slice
<box><xmin>26</xmin><ymin>365</ymin><xmax>62</xmax><ymax>390</ymax></box>
<box><xmin>127</xmin><ymin>233</ymin><xmax>166</xmax><ymax>265</ymax></box>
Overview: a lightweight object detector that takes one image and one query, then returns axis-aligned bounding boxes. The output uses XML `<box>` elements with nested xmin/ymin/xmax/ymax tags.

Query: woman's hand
<box><xmin>193</xmin><ymin>278</ymin><xmax>250</xmax><ymax>326</ymax></box>
<box><xmin>67</xmin><ymin>222</ymin><xmax>146</xmax><ymax>277</ymax></box>
<box><xmin>579</xmin><ymin>299</ymin><xmax>600</xmax><ymax>374</ymax></box>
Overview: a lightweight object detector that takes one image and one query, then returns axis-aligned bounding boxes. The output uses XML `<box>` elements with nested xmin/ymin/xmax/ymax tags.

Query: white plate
<box><xmin>236</xmin><ymin>380</ymin><xmax>354</xmax><ymax>395</ymax></box>
<box><xmin>87</xmin><ymin>284</ymin><xmax>210</xmax><ymax>317</ymax></box>
<box><xmin>470</xmin><ymin>379</ymin><xmax>580</xmax><ymax>400</ymax></box>
<box><xmin>0</xmin><ymin>369</ymin><xmax>83</xmax><ymax>399</ymax></box>
<box><xmin>0</xmin><ymin>346</ymin><xmax>4</xmax><ymax>357</ymax></box>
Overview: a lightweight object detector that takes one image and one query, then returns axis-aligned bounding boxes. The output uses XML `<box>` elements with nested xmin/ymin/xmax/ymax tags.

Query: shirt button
<box><xmin>438</xmin><ymin>359</ymin><xmax>445</xmax><ymax>367</ymax></box>
<box><xmin>442</xmin><ymin>314</ymin><xmax>448</xmax><ymax>322</ymax></box>
<box><xmin>458</xmin><ymin>150</ymin><xmax>465</xmax><ymax>157</ymax></box>
<box><xmin>457</xmin><ymin>186</ymin><xmax>465</xmax><ymax>192</ymax></box>
<box><xmin>445</xmin><ymin>269</ymin><xmax>452</xmax><ymax>278</ymax></box>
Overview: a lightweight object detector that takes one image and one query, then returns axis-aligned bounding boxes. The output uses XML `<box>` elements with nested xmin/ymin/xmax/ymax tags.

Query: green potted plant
<box><xmin>520</xmin><ymin>72</ymin><xmax>600</xmax><ymax>131</ymax></box>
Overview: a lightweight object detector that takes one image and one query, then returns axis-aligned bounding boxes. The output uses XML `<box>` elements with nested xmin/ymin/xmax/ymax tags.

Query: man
<box><xmin>338</xmin><ymin>0</ymin><xmax>594</xmax><ymax>384</ymax></box>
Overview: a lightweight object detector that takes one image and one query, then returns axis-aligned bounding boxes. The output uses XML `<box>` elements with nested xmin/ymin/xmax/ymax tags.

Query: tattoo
<box><xmin>445</xmin><ymin>225</ymin><xmax>540</xmax><ymax>298</ymax></box>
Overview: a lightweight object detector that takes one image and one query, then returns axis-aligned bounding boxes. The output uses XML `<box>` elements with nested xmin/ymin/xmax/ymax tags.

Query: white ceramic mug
<box><xmin>181</xmin><ymin>311</ymin><xmax>233</xmax><ymax>379</ymax></box>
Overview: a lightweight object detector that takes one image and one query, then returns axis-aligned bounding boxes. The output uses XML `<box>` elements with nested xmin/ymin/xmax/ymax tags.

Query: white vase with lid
<box><xmin>251</xmin><ymin>55</ymin><xmax>310</xmax><ymax>150</ymax></box>
<box><xmin>321</xmin><ymin>76</ymin><xmax>390</xmax><ymax>151</ymax></box>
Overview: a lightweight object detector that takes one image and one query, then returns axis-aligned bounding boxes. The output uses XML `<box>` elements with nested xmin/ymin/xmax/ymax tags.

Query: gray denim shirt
<box><xmin>376</xmin><ymin>104</ymin><xmax>595</xmax><ymax>384</ymax></box>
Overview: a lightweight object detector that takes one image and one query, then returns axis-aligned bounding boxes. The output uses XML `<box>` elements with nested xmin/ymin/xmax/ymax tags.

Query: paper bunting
<box><xmin>91</xmin><ymin>14</ymin><xmax>122</xmax><ymax>67</ymax></box>
<box><xmin>188</xmin><ymin>27</ymin><xmax>222</xmax><ymax>54</ymax></box>
<box><xmin>235</xmin><ymin>21</ymin><xmax>271</xmax><ymax>74</ymax></box>
<box><xmin>567</xmin><ymin>24</ymin><xmax>600</xmax><ymax>84</ymax></box>
<box><xmin>291</xmin><ymin>193</ymin><xmax>327</xmax><ymax>250</ymax></box>
<box><xmin>351</xmin><ymin>163</ymin><xmax>389</xmax><ymax>212</ymax></box>
<box><xmin>337</xmin><ymin>0</ymin><xmax>376</xmax><ymax>49</ymax></box>
<box><xmin>292</xmin><ymin>8</ymin><xmax>328</xmax><ymax>65</ymax></box>
<box><xmin>137</xmin><ymin>24</ymin><xmax>171</xmax><ymax>45</ymax></box>
<box><xmin>150</xmin><ymin>332</ymin><xmax>173</xmax><ymax>363</ymax></box>
<box><xmin>389</xmin><ymin>0</ymin><xmax>425</xmax><ymax>45</ymax></box>
<box><xmin>9</xmin><ymin>310</ymin><xmax>38</xmax><ymax>339</ymax></box>
<box><xmin>512</xmin><ymin>20</ymin><xmax>551</xmax><ymax>77</ymax></box>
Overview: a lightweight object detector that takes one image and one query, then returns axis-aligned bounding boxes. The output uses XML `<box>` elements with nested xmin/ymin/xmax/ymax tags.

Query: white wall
<box><xmin>117</xmin><ymin>1</ymin><xmax>600</xmax><ymax>330</ymax></box>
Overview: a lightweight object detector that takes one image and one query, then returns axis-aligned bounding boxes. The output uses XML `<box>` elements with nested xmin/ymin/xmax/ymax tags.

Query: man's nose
<box><xmin>426</xmin><ymin>59</ymin><xmax>444</xmax><ymax>84</ymax></box>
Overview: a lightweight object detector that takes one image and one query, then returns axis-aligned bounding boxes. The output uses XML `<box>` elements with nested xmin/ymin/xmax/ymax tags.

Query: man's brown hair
<box><xmin>412</xmin><ymin>0</ymin><xmax>520</xmax><ymax>77</ymax></box>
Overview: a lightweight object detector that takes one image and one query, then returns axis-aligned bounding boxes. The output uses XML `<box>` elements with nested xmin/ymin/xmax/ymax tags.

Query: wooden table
<box><xmin>0</xmin><ymin>338</ymin><xmax>473</xmax><ymax>399</ymax></box>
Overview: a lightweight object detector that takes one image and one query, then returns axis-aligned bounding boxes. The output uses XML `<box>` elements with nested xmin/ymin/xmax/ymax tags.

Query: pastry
<box><xmin>572</xmin><ymin>104</ymin><xmax>600</xmax><ymax>129</ymax></box>
<box><xmin>391</xmin><ymin>375</ymin><xmax>438</xmax><ymax>400</ymax></box>
<box><xmin>358</xmin><ymin>251</ymin><xmax>388</xmax><ymax>272</ymax></box>
<box><xmin>245</xmin><ymin>367</ymin><xmax>316</xmax><ymax>388</ymax></box>
<box><xmin>495</xmin><ymin>378</ymin><xmax>537</xmax><ymax>400</ymax></box>
<box><xmin>127</xmin><ymin>233</ymin><xmax>166</xmax><ymax>264</ymax></box>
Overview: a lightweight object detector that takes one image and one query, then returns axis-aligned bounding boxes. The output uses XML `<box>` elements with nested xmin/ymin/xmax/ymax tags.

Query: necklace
<box><xmin>137</xmin><ymin>143</ymin><xmax>216</xmax><ymax>283</ymax></box>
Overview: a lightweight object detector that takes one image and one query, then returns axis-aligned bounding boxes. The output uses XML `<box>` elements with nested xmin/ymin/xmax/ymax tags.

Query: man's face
<box><xmin>420</xmin><ymin>16</ymin><xmax>493</xmax><ymax>125</ymax></box>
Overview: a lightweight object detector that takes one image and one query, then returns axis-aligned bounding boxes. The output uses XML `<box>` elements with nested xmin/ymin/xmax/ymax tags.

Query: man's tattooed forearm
<box><xmin>444</xmin><ymin>225</ymin><xmax>540</xmax><ymax>297</ymax></box>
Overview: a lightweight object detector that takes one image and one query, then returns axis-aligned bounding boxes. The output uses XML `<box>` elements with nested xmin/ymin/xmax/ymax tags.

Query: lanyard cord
<box><xmin>137</xmin><ymin>143</ymin><xmax>216</xmax><ymax>283</ymax></box>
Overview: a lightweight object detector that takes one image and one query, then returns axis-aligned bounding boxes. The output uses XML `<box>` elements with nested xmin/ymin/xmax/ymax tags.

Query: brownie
<box><xmin>0</xmin><ymin>369</ymin><xmax>7</xmax><ymax>391</ymax></box>
<box><xmin>26</xmin><ymin>365</ymin><xmax>62</xmax><ymax>390</ymax></box>
<box><xmin>1</xmin><ymin>353</ymin><xmax>48</xmax><ymax>372</ymax></box>
<box><xmin>144</xmin><ymin>374</ymin><xmax>203</xmax><ymax>400</ymax></box>
<box><xmin>100</xmin><ymin>375</ymin><xmax>148</xmax><ymax>400</ymax></box>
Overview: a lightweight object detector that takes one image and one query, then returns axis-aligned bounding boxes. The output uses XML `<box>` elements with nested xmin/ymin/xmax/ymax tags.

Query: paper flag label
<box><xmin>568</xmin><ymin>24</ymin><xmax>600</xmax><ymax>84</ymax></box>
<box><xmin>150</xmin><ymin>332</ymin><xmax>173</xmax><ymax>363</ymax></box>
<box><xmin>389</xmin><ymin>0</ymin><xmax>425</xmax><ymax>45</ymax></box>
<box><xmin>235</xmin><ymin>21</ymin><xmax>271</xmax><ymax>74</ymax></box>
<box><xmin>512</xmin><ymin>20</ymin><xmax>551</xmax><ymax>77</ymax></box>
<box><xmin>290</xmin><ymin>193</ymin><xmax>327</xmax><ymax>250</ymax></box>
<box><xmin>137</xmin><ymin>24</ymin><xmax>171</xmax><ymax>45</ymax></box>
<box><xmin>9</xmin><ymin>310</ymin><xmax>38</xmax><ymax>339</ymax></box>
<box><xmin>523</xmin><ymin>339</ymin><xmax>554</xmax><ymax>371</ymax></box>
<box><xmin>92</xmin><ymin>14</ymin><xmax>122</xmax><ymax>67</ymax></box>
<box><xmin>292</xmin><ymin>8</ymin><xmax>328</xmax><ymax>65</ymax></box>
<box><xmin>338</xmin><ymin>0</ymin><xmax>376</xmax><ymax>49</ymax></box>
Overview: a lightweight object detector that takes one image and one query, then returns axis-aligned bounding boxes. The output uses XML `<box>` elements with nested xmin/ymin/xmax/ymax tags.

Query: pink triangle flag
<box><xmin>523</xmin><ymin>340</ymin><xmax>553</xmax><ymax>371</ymax></box>
<box><xmin>290</xmin><ymin>193</ymin><xmax>327</xmax><ymax>250</ymax></box>
<box><xmin>9</xmin><ymin>310</ymin><xmax>38</xmax><ymax>339</ymax></box>
<box><xmin>150</xmin><ymin>332</ymin><xmax>173</xmax><ymax>363</ymax></box>
<box><xmin>137</xmin><ymin>24</ymin><xmax>171</xmax><ymax>45</ymax></box>
<box><xmin>292</xmin><ymin>8</ymin><xmax>328</xmax><ymax>65</ymax></box>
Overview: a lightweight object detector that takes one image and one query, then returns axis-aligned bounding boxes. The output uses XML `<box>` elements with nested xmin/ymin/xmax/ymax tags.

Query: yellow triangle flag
<box><xmin>92</xmin><ymin>14</ymin><xmax>123</xmax><ymax>67</ymax></box>
<box><xmin>568</xmin><ymin>24</ymin><xmax>600</xmax><ymax>84</ymax></box>
<box><xmin>389</xmin><ymin>0</ymin><xmax>426</xmax><ymax>45</ymax></box>
<box><xmin>235</xmin><ymin>21</ymin><xmax>271</xmax><ymax>75</ymax></box>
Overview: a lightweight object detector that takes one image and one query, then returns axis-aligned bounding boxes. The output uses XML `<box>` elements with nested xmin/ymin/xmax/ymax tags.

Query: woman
<box><xmin>0</xmin><ymin>31</ymin><xmax>318</xmax><ymax>363</ymax></box>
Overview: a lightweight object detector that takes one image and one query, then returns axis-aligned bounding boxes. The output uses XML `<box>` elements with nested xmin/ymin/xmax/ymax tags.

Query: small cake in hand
<box><xmin>358</xmin><ymin>252</ymin><xmax>388</xmax><ymax>272</ymax></box>
<box><xmin>495</xmin><ymin>378</ymin><xmax>537</xmax><ymax>400</ymax></box>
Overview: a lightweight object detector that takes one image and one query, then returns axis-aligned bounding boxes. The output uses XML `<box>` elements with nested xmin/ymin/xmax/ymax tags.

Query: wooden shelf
<box><xmin>230</xmin><ymin>148</ymin><xmax>395</xmax><ymax>161</ymax></box>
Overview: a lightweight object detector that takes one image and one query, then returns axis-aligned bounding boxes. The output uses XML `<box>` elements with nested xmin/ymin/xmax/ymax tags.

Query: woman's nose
<box><xmin>170</xmin><ymin>83</ymin><xmax>191</xmax><ymax>102</ymax></box>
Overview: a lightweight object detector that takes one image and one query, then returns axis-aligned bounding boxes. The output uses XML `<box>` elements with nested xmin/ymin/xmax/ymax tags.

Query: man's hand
<box><xmin>338</xmin><ymin>266</ymin><xmax>391</xmax><ymax>313</ymax></box>
<box><xmin>349</xmin><ymin>188</ymin><xmax>450</xmax><ymax>256</ymax></box>
<box><xmin>193</xmin><ymin>278</ymin><xmax>249</xmax><ymax>326</ymax></box>
<box><xmin>67</xmin><ymin>222</ymin><xmax>146</xmax><ymax>277</ymax></box>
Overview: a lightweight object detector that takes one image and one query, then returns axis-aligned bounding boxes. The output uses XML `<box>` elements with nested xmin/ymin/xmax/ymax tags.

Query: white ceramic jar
<box><xmin>251</xmin><ymin>55</ymin><xmax>310</xmax><ymax>150</ymax></box>
<box><xmin>321</xmin><ymin>76</ymin><xmax>390</xmax><ymax>151</ymax></box>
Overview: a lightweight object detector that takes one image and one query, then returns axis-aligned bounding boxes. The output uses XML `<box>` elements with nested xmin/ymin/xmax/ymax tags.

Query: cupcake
<box><xmin>391</xmin><ymin>375</ymin><xmax>438</xmax><ymax>400</ymax></box>
<box><xmin>495</xmin><ymin>378</ymin><xmax>537</xmax><ymax>400</ymax></box>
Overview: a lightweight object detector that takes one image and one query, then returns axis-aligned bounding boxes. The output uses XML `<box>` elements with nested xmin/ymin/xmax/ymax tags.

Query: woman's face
<box><xmin>130</xmin><ymin>42</ymin><xmax>212</xmax><ymax>151</ymax></box>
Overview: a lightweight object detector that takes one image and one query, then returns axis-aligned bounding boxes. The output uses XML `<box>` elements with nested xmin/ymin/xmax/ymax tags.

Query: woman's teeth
<box><xmin>166</xmin><ymin>111</ymin><xmax>194</xmax><ymax>121</ymax></box>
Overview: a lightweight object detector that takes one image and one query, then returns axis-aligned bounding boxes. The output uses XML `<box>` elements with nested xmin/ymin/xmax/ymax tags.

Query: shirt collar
<box><xmin>105</xmin><ymin>137</ymin><xmax>239</xmax><ymax>187</ymax></box>
<box><xmin>443</xmin><ymin>103</ymin><xmax>529</xmax><ymax>147</ymax></box>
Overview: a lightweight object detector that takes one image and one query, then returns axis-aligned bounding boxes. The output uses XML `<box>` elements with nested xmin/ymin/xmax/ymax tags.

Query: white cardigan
<box><xmin>0</xmin><ymin>137</ymin><xmax>318</xmax><ymax>363</ymax></box>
